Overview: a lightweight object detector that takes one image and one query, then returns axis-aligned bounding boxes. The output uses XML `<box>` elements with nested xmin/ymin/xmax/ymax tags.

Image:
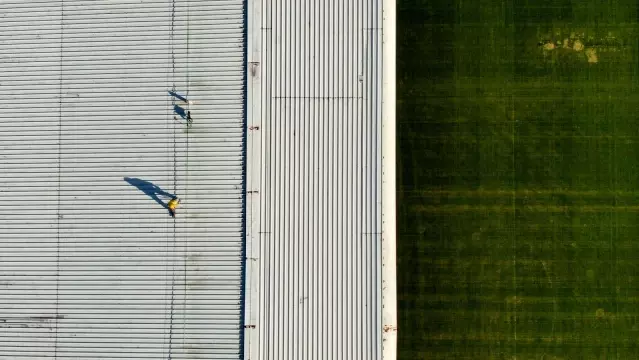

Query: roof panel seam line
<box><xmin>167</xmin><ymin>0</ymin><xmax>178</xmax><ymax>358</ymax></box>
<box><xmin>54</xmin><ymin>1</ymin><xmax>64</xmax><ymax>358</ymax></box>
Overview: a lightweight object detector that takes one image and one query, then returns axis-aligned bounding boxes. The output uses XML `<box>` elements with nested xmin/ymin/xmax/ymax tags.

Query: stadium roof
<box><xmin>0</xmin><ymin>0</ymin><xmax>395</xmax><ymax>359</ymax></box>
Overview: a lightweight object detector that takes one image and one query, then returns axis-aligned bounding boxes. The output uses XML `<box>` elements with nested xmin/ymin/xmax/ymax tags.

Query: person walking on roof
<box><xmin>168</xmin><ymin>197</ymin><xmax>181</xmax><ymax>217</ymax></box>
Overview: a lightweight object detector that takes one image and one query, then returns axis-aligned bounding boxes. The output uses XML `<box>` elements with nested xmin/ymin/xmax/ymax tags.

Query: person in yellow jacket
<box><xmin>167</xmin><ymin>197</ymin><xmax>181</xmax><ymax>217</ymax></box>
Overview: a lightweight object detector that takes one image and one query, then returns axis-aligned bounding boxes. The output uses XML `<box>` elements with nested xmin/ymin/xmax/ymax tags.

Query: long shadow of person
<box><xmin>124</xmin><ymin>177</ymin><xmax>177</xmax><ymax>215</ymax></box>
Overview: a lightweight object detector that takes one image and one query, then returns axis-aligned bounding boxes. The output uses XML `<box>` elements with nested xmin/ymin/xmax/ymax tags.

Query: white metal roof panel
<box><xmin>243</xmin><ymin>0</ymin><xmax>397</xmax><ymax>358</ymax></box>
<box><xmin>0</xmin><ymin>0</ymin><xmax>245</xmax><ymax>358</ymax></box>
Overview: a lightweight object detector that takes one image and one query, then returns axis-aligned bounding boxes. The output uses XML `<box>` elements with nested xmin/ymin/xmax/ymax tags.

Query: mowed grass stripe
<box><xmin>413</xmin><ymin>205</ymin><xmax>639</xmax><ymax>213</ymax></box>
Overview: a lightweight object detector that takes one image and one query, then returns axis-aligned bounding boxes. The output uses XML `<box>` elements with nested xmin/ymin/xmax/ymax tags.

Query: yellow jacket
<box><xmin>168</xmin><ymin>198</ymin><xmax>180</xmax><ymax>211</ymax></box>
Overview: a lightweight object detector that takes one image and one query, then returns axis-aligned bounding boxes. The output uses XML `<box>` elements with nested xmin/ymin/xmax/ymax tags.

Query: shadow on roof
<box><xmin>123</xmin><ymin>177</ymin><xmax>176</xmax><ymax>212</ymax></box>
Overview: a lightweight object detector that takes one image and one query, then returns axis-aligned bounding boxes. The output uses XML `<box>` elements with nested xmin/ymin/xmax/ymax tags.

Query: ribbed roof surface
<box><xmin>0</xmin><ymin>0</ymin><xmax>245</xmax><ymax>358</ymax></box>
<box><xmin>243</xmin><ymin>0</ymin><xmax>390</xmax><ymax>358</ymax></box>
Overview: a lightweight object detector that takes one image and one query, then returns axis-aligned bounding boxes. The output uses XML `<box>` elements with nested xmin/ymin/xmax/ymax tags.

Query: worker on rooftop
<box><xmin>168</xmin><ymin>197</ymin><xmax>181</xmax><ymax>217</ymax></box>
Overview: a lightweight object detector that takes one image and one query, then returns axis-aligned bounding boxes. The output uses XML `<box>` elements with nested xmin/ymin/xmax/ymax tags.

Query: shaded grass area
<box><xmin>397</xmin><ymin>1</ymin><xmax>639</xmax><ymax>359</ymax></box>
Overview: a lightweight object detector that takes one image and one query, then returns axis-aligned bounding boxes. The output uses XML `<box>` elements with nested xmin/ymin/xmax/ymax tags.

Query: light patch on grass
<box><xmin>586</xmin><ymin>48</ymin><xmax>598</xmax><ymax>63</ymax></box>
<box><xmin>505</xmin><ymin>295</ymin><xmax>523</xmax><ymax>305</ymax></box>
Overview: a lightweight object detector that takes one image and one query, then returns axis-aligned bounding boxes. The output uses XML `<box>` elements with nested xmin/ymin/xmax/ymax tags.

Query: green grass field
<box><xmin>397</xmin><ymin>1</ymin><xmax>639</xmax><ymax>359</ymax></box>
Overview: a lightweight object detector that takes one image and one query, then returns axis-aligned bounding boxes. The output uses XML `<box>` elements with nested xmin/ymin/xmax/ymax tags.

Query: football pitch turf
<box><xmin>397</xmin><ymin>1</ymin><xmax>639</xmax><ymax>359</ymax></box>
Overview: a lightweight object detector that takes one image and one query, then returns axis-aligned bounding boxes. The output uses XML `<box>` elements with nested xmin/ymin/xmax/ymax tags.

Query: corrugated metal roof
<box><xmin>0</xmin><ymin>0</ymin><xmax>245</xmax><ymax>358</ymax></box>
<box><xmin>243</xmin><ymin>0</ymin><xmax>396</xmax><ymax>358</ymax></box>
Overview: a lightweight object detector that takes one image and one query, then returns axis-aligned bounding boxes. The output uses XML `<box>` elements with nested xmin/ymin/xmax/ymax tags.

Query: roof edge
<box><xmin>381</xmin><ymin>0</ymin><xmax>398</xmax><ymax>358</ymax></box>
